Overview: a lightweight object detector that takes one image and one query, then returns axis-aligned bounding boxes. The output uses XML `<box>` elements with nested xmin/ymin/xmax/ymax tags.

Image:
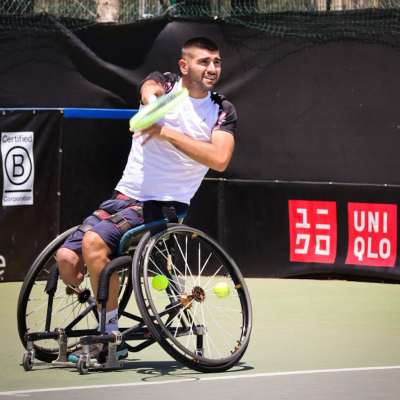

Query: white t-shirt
<box><xmin>115</xmin><ymin>74</ymin><xmax>236</xmax><ymax>205</ymax></box>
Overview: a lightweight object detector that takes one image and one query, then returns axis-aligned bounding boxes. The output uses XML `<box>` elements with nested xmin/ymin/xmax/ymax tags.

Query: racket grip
<box><xmin>148</xmin><ymin>95</ymin><xmax>157</xmax><ymax>104</ymax></box>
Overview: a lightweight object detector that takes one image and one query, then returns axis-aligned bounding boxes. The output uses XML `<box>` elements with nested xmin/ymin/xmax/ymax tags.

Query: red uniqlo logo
<box><xmin>289</xmin><ymin>200</ymin><xmax>337</xmax><ymax>263</ymax></box>
<box><xmin>345</xmin><ymin>203</ymin><xmax>397</xmax><ymax>267</ymax></box>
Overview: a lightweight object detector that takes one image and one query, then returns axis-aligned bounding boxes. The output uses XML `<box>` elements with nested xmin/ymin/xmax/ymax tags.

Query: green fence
<box><xmin>1</xmin><ymin>0</ymin><xmax>400</xmax><ymax>38</ymax></box>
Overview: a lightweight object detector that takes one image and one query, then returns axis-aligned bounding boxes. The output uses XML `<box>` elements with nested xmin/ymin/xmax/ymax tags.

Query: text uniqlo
<box><xmin>345</xmin><ymin>203</ymin><xmax>397</xmax><ymax>267</ymax></box>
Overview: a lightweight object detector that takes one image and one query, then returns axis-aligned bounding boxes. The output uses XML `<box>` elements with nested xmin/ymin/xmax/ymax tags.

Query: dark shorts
<box><xmin>61</xmin><ymin>192</ymin><xmax>189</xmax><ymax>255</ymax></box>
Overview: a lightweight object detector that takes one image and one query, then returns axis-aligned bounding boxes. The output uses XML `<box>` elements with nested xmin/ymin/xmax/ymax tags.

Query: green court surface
<box><xmin>1</xmin><ymin>278</ymin><xmax>399</xmax><ymax>397</ymax></box>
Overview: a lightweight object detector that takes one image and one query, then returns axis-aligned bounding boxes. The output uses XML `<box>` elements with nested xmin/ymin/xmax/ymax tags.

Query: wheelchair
<box><xmin>17</xmin><ymin>216</ymin><xmax>252</xmax><ymax>374</ymax></box>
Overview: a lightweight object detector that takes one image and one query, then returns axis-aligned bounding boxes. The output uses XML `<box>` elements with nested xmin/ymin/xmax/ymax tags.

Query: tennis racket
<box><xmin>129</xmin><ymin>88</ymin><xmax>189</xmax><ymax>131</ymax></box>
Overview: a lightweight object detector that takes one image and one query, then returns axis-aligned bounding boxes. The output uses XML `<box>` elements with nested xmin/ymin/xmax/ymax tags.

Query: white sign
<box><xmin>1</xmin><ymin>131</ymin><xmax>34</xmax><ymax>206</ymax></box>
<box><xmin>0</xmin><ymin>255</ymin><xmax>5</xmax><ymax>281</ymax></box>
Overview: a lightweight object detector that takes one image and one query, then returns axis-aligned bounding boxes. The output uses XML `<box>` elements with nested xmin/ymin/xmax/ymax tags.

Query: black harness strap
<box><xmin>77</xmin><ymin>209</ymin><xmax>112</xmax><ymax>233</ymax></box>
<box><xmin>108</xmin><ymin>214</ymin><xmax>131</xmax><ymax>234</ymax></box>
<box><xmin>77</xmin><ymin>202</ymin><xmax>178</xmax><ymax>235</ymax></box>
<box><xmin>110</xmin><ymin>203</ymin><xmax>178</xmax><ymax>234</ymax></box>
<box><xmin>158</xmin><ymin>202</ymin><xmax>178</xmax><ymax>223</ymax></box>
<box><xmin>77</xmin><ymin>223</ymin><xmax>93</xmax><ymax>233</ymax></box>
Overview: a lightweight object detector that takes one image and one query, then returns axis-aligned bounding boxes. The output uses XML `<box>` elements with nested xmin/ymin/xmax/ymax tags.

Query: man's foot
<box><xmin>68</xmin><ymin>341</ymin><xmax>128</xmax><ymax>363</ymax></box>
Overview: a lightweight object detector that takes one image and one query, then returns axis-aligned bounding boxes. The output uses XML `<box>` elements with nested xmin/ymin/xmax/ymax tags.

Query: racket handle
<box><xmin>148</xmin><ymin>95</ymin><xmax>157</xmax><ymax>104</ymax></box>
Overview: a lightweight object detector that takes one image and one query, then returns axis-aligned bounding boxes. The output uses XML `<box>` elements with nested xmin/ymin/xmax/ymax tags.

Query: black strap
<box><xmin>158</xmin><ymin>202</ymin><xmax>178</xmax><ymax>223</ymax></box>
<box><xmin>77</xmin><ymin>209</ymin><xmax>112</xmax><ymax>233</ymax></box>
<box><xmin>77</xmin><ymin>223</ymin><xmax>93</xmax><ymax>233</ymax></box>
<box><xmin>77</xmin><ymin>202</ymin><xmax>178</xmax><ymax>235</ymax></box>
<box><xmin>108</xmin><ymin>215</ymin><xmax>132</xmax><ymax>234</ymax></box>
<box><xmin>129</xmin><ymin>202</ymin><xmax>178</xmax><ymax>223</ymax></box>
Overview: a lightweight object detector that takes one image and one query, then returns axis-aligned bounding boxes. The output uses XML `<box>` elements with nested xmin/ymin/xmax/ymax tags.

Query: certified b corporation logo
<box><xmin>5</xmin><ymin>146</ymin><xmax>32</xmax><ymax>185</ymax></box>
<box><xmin>1</xmin><ymin>132</ymin><xmax>34</xmax><ymax>206</ymax></box>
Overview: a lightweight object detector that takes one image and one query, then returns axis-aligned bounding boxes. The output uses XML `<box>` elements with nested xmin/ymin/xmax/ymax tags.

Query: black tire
<box><xmin>132</xmin><ymin>224</ymin><xmax>252</xmax><ymax>373</ymax></box>
<box><xmin>22</xmin><ymin>351</ymin><xmax>33</xmax><ymax>371</ymax></box>
<box><xmin>17</xmin><ymin>226</ymin><xmax>133</xmax><ymax>363</ymax></box>
<box><xmin>77</xmin><ymin>356</ymin><xmax>89</xmax><ymax>375</ymax></box>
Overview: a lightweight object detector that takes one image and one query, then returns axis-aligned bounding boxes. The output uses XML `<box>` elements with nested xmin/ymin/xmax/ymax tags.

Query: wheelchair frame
<box><xmin>17</xmin><ymin>218</ymin><xmax>252</xmax><ymax>374</ymax></box>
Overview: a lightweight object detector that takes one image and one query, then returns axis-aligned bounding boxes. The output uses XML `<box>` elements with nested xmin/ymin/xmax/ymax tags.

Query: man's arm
<box><xmin>134</xmin><ymin>124</ymin><xmax>234</xmax><ymax>172</ymax></box>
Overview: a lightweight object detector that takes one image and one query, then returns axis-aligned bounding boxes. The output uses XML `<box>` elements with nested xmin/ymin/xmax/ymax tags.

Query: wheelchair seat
<box><xmin>117</xmin><ymin>213</ymin><xmax>187</xmax><ymax>255</ymax></box>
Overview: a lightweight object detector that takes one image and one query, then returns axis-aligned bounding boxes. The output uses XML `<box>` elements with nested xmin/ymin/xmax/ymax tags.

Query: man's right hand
<box><xmin>140</xmin><ymin>79</ymin><xmax>164</xmax><ymax>104</ymax></box>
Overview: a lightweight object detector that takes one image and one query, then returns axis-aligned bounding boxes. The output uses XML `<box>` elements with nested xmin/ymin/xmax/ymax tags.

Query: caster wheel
<box><xmin>77</xmin><ymin>355</ymin><xmax>89</xmax><ymax>375</ymax></box>
<box><xmin>23</xmin><ymin>351</ymin><xmax>33</xmax><ymax>371</ymax></box>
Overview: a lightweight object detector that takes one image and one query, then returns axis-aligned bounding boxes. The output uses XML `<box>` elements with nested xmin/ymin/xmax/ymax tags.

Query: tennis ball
<box><xmin>214</xmin><ymin>282</ymin><xmax>230</xmax><ymax>298</ymax></box>
<box><xmin>152</xmin><ymin>274</ymin><xmax>168</xmax><ymax>291</ymax></box>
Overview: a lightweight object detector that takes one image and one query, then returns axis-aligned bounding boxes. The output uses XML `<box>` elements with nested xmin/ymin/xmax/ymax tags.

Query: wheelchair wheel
<box><xmin>17</xmin><ymin>226</ymin><xmax>133</xmax><ymax>363</ymax></box>
<box><xmin>132</xmin><ymin>224</ymin><xmax>252</xmax><ymax>373</ymax></box>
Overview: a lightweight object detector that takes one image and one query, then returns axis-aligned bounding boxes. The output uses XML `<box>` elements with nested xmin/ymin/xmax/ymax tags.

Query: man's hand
<box><xmin>140</xmin><ymin>80</ymin><xmax>164</xmax><ymax>105</ymax></box>
<box><xmin>132</xmin><ymin>123</ymin><xmax>167</xmax><ymax>146</ymax></box>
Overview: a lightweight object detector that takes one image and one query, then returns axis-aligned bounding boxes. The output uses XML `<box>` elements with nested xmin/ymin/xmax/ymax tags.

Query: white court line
<box><xmin>1</xmin><ymin>366</ymin><xmax>400</xmax><ymax>396</ymax></box>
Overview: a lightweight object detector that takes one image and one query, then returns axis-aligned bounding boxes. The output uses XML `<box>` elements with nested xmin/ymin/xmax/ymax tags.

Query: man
<box><xmin>56</xmin><ymin>37</ymin><xmax>237</xmax><ymax>363</ymax></box>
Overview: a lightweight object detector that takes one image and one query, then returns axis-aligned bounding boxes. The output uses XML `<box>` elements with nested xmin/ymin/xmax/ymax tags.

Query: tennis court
<box><xmin>1</xmin><ymin>0</ymin><xmax>400</xmax><ymax>398</ymax></box>
<box><xmin>1</xmin><ymin>278</ymin><xmax>399</xmax><ymax>399</ymax></box>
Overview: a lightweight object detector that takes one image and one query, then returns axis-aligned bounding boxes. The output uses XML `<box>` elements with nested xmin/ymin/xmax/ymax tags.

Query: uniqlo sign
<box><xmin>346</xmin><ymin>203</ymin><xmax>397</xmax><ymax>267</ymax></box>
<box><xmin>289</xmin><ymin>200</ymin><xmax>337</xmax><ymax>263</ymax></box>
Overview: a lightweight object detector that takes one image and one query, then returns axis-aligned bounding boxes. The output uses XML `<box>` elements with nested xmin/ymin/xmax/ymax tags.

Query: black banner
<box><xmin>0</xmin><ymin>18</ymin><xmax>399</xmax><ymax>282</ymax></box>
<box><xmin>60</xmin><ymin>117</ymin><xmax>132</xmax><ymax>231</ymax></box>
<box><xmin>0</xmin><ymin>110</ymin><xmax>62</xmax><ymax>281</ymax></box>
<box><xmin>1</xmin><ymin>19</ymin><xmax>399</xmax><ymax>186</ymax></box>
<box><xmin>188</xmin><ymin>179</ymin><xmax>400</xmax><ymax>283</ymax></box>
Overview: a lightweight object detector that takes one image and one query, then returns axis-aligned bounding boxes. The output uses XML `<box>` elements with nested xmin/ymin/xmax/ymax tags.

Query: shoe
<box><xmin>68</xmin><ymin>343</ymin><xmax>102</xmax><ymax>363</ymax></box>
<box><xmin>99</xmin><ymin>341</ymin><xmax>128</xmax><ymax>363</ymax></box>
<box><xmin>68</xmin><ymin>341</ymin><xmax>128</xmax><ymax>363</ymax></box>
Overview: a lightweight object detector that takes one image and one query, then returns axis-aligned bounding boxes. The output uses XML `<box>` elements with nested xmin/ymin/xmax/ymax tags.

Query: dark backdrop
<box><xmin>1</xmin><ymin>17</ymin><xmax>400</xmax><ymax>281</ymax></box>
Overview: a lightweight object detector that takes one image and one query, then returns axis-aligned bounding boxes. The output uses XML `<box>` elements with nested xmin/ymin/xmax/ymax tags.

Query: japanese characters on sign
<box><xmin>289</xmin><ymin>200</ymin><xmax>397</xmax><ymax>267</ymax></box>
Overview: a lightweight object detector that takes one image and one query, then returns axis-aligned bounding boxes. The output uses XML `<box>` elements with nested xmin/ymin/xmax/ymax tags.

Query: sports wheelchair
<box><xmin>17</xmin><ymin>216</ymin><xmax>252</xmax><ymax>374</ymax></box>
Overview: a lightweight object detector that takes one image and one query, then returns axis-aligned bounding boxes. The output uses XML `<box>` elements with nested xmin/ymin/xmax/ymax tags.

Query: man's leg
<box><xmin>57</xmin><ymin>247</ymin><xmax>85</xmax><ymax>287</ymax></box>
<box><xmin>81</xmin><ymin>231</ymin><xmax>119</xmax><ymax>312</ymax></box>
<box><xmin>57</xmin><ymin>213</ymin><xmax>103</xmax><ymax>287</ymax></box>
<box><xmin>67</xmin><ymin>230</ymin><xmax>128</xmax><ymax>363</ymax></box>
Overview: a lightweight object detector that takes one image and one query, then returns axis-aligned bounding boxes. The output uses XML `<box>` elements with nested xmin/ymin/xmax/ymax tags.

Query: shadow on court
<box><xmin>1</xmin><ymin>278</ymin><xmax>399</xmax><ymax>399</ymax></box>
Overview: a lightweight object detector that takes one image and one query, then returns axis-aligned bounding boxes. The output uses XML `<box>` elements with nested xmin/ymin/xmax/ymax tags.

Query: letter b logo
<box><xmin>1</xmin><ymin>132</ymin><xmax>34</xmax><ymax>206</ymax></box>
<box><xmin>5</xmin><ymin>146</ymin><xmax>32</xmax><ymax>185</ymax></box>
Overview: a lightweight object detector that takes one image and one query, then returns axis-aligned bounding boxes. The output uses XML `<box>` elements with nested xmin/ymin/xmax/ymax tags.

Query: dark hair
<box><xmin>182</xmin><ymin>37</ymin><xmax>219</xmax><ymax>57</ymax></box>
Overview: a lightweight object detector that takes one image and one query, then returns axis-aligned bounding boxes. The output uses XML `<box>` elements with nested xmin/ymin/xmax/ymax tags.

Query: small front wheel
<box><xmin>22</xmin><ymin>351</ymin><xmax>33</xmax><ymax>371</ymax></box>
<box><xmin>77</xmin><ymin>355</ymin><xmax>89</xmax><ymax>375</ymax></box>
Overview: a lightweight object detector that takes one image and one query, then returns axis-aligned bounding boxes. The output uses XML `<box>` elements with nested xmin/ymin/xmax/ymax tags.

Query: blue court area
<box><xmin>1</xmin><ymin>278</ymin><xmax>399</xmax><ymax>399</ymax></box>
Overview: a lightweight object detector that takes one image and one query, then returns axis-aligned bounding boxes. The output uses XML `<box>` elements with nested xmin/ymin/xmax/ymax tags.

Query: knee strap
<box><xmin>108</xmin><ymin>205</ymin><xmax>147</xmax><ymax>233</ymax></box>
<box><xmin>77</xmin><ymin>203</ymin><xmax>177</xmax><ymax>235</ymax></box>
<box><xmin>77</xmin><ymin>223</ymin><xmax>93</xmax><ymax>233</ymax></box>
<box><xmin>108</xmin><ymin>214</ymin><xmax>132</xmax><ymax>234</ymax></box>
<box><xmin>77</xmin><ymin>209</ymin><xmax>112</xmax><ymax>233</ymax></box>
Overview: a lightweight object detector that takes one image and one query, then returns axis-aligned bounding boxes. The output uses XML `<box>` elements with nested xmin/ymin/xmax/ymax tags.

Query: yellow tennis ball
<box><xmin>214</xmin><ymin>282</ymin><xmax>230</xmax><ymax>298</ymax></box>
<box><xmin>152</xmin><ymin>274</ymin><xmax>168</xmax><ymax>291</ymax></box>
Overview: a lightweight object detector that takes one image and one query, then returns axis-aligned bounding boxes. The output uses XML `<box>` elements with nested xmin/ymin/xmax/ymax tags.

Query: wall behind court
<box><xmin>0</xmin><ymin>17</ymin><xmax>400</xmax><ymax>281</ymax></box>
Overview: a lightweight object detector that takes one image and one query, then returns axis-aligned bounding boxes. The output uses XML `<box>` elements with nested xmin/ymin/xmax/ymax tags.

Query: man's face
<box><xmin>180</xmin><ymin>48</ymin><xmax>221</xmax><ymax>96</ymax></box>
